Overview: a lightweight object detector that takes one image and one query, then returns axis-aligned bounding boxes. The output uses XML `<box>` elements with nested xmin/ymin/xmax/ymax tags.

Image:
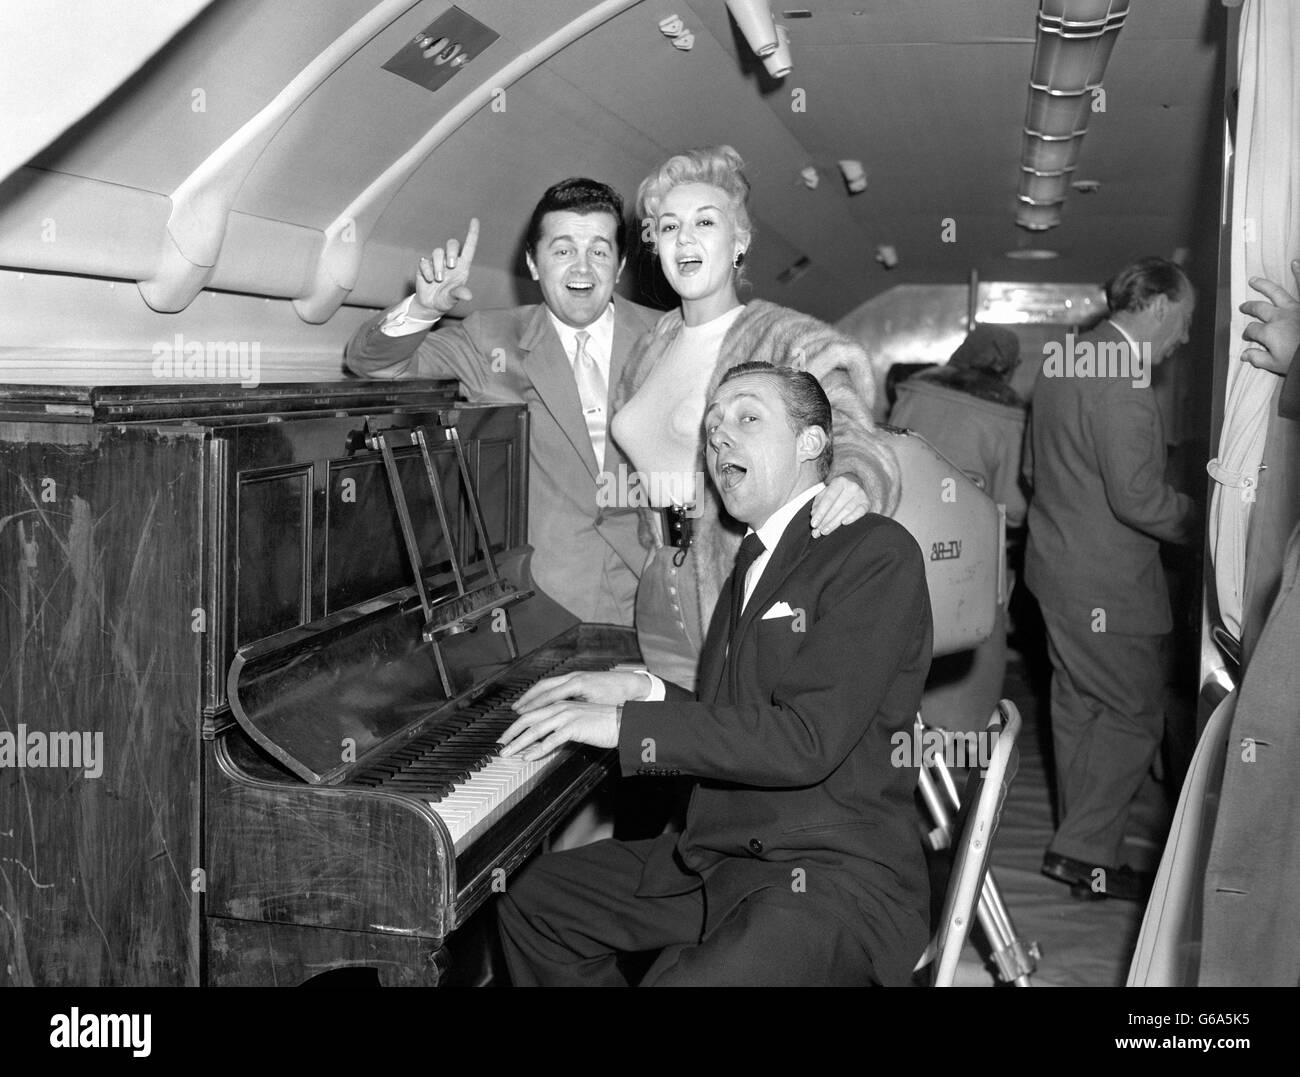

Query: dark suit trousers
<box><xmin>1040</xmin><ymin>606</ymin><xmax>1165</xmax><ymax>866</ymax></box>
<box><xmin>497</xmin><ymin>838</ymin><xmax>876</xmax><ymax>986</ymax></box>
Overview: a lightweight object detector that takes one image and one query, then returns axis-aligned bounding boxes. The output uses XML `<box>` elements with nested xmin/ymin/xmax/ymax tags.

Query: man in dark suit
<box><xmin>495</xmin><ymin>362</ymin><xmax>933</xmax><ymax>986</ymax></box>
<box><xmin>344</xmin><ymin>178</ymin><xmax>661</xmax><ymax>625</ymax></box>
<box><xmin>1024</xmin><ymin>257</ymin><xmax>1201</xmax><ymax>901</ymax></box>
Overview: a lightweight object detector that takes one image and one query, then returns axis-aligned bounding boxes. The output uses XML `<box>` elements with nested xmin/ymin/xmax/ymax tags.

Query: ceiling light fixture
<box><xmin>726</xmin><ymin>0</ymin><xmax>779</xmax><ymax>56</ymax></box>
<box><xmin>1015</xmin><ymin>204</ymin><xmax>1063</xmax><ymax>231</ymax></box>
<box><xmin>1016</xmin><ymin>1</ymin><xmax>1129</xmax><ymax>231</ymax></box>
<box><xmin>658</xmin><ymin>14</ymin><xmax>695</xmax><ymax>50</ymax></box>
<box><xmin>763</xmin><ymin>23</ymin><xmax>793</xmax><ymax>77</ymax></box>
<box><xmin>839</xmin><ymin>159</ymin><xmax>867</xmax><ymax>194</ymax></box>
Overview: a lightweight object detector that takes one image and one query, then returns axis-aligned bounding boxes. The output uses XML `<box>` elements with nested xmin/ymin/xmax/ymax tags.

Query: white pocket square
<box><xmin>762</xmin><ymin>601</ymin><xmax>795</xmax><ymax>620</ymax></box>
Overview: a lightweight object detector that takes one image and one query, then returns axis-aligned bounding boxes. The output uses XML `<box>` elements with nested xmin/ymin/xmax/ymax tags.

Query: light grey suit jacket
<box><xmin>1023</xmin><ymin>320</ymin><xmax>1200</xmax><ymax>635</ymax></box>
<box><xmin>344</xmin><ymin>294</ymin><xmax>662</xmax><ymax>624</ymax></box>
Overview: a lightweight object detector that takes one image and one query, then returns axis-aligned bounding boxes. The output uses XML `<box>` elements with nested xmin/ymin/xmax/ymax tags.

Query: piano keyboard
<box><xmin>429</xmin><ymin>752</ymin><xmax>559</xmax><ymax>848</ymax></box>
<box><xmin>352</xmin><ymin>652</ymin><xmax>631</xmax><ymax>850</ymax></box>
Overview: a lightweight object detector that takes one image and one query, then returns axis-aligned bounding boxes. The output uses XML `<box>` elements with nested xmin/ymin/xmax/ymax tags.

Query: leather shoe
<box><xmin>1041</xmin><ymin>851</ymin><xmax>1152</xmax><ymax>902</ymax></box>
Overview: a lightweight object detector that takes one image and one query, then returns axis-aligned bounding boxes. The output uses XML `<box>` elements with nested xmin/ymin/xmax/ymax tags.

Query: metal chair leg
<box><xmin>917</xmin><ymin>727</ymin><xmax>1038</xmax><ymax>985</ymax></box>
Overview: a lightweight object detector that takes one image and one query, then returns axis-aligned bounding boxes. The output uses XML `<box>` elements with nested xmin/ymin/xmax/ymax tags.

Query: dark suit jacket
<box><xmin>618</xmin><ymin>505</ymin><xmax>933</xmax><ymax>986</ymax></box>
<box><xmin>1282</xmin><ymin>350</ymin><xmax>1300</xmax><ymax>419</ymax></box>
<box><xmin>344</xmin><ymin>295</ymin><xmax>661</xmax><ymax>624</ymax></box>
<box><xmin>1023</xmin><ymin>320</ymin><xmax>1199</xmax><ymax>634</ymax></box>
<box><xmin>1200</xmin><ymin>351</ymin><xmax>1300</xmax><ymax>985</ymax></box>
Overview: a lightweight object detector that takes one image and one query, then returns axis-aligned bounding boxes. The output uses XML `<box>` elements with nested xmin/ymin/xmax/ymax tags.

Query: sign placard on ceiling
<box><xmin>382</xmin><ymin>6</ymin><xmax>500</xmax><ymax>95</ymax></box>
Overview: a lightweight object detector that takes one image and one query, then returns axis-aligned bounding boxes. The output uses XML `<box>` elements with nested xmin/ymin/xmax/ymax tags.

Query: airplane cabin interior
<box><xmin>1</xmin><ymin>0</ymin><xmax>1296</xmax><ymax>1003</ymax></box>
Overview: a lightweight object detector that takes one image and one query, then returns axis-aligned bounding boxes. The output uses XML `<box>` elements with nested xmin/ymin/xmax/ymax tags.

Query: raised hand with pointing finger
<box><xmin>409</xmin><ymin>217</ymin><xmax>480</xmax><ymax>320</ymax></box>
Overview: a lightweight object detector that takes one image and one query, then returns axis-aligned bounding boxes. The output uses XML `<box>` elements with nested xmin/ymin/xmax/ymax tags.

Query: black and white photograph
<box><xmin>0</xmin><ymin>0</ymin><xmax>1293</xmax><ymax>1036</ymax></box>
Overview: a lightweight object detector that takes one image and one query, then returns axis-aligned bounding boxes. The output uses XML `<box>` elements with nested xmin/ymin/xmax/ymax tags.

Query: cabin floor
<box><xmin>948</xmin><ymin>646</ymin><xmax>1175</xmax><ymax>988</ymax></box>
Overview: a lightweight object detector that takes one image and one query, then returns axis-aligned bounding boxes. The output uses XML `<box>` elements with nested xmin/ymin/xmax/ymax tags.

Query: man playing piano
<box><xmin>496</xmin><ymin>362</ymin><xmax>933</xmax><ymax>986</ymax></box>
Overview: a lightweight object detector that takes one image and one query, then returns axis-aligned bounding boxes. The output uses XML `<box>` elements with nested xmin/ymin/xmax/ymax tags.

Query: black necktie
<box><xmin>728</xmin><ymin>533</ymin><xmax>766</xmax><ymax>642</ymax></box>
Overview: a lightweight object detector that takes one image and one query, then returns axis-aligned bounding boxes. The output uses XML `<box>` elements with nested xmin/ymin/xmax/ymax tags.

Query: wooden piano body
<box><xmin>0</xmin><ymin>381</ymin><xmax>637</xmax><ymax>986</ymax></box>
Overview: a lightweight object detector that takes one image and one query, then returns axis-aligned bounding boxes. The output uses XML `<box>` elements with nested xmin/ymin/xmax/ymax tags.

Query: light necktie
<box><xmin>571</xmin><ymin>330</ymin><xmax>607</xmax><ymax>466</ymax></box>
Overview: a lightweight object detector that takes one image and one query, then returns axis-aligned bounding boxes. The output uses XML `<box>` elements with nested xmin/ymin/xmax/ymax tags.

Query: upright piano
<box><xmin>0</xmin><ymin>381</ymin><xmax>638</xmax><ymax>986</ymax></box>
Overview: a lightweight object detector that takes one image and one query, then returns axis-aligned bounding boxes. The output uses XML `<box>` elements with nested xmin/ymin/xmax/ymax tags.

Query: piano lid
<box><xmin>220</xmin><ymin>388</ymin><xmax>579</xmax><ymax>785</ymax></box>
<box><xmin>0</xmin><ymin>379</ymin><xmax>459</xmax><ymax>423</ymax></box>
<box><xmin>226</xmin><ymin>548</ymin><xmax>578</xmax><ymax>784</ymax></box>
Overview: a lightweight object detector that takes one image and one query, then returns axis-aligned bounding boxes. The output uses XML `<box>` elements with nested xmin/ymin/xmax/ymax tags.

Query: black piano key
<box><xmin>348</xmin><ymin>648</ymin><xmax>619</xmax><ymax>792</ymax></box>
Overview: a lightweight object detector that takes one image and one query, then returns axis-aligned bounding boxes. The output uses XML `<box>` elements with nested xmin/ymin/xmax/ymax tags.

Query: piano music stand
<box><xmin>366</xmin><ymin>410</ymin><xmax>533</xmax><ymax>696</ymax></box>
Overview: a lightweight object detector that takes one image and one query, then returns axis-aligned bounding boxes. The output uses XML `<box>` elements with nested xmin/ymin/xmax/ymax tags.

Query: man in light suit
<box><xmin>344</xmin><ymin>178</ymin><xmax>661</xmax><ymax>625</ymax></box>
<box><xmin>494</xmin><ymin>362</ymin><xmax>933</xmax><ymax>986</ymax></box>
<box><xmin>1024</xmin><ymin>257</ymin><xmax>1201</xmax><ymax>901</ymax></box>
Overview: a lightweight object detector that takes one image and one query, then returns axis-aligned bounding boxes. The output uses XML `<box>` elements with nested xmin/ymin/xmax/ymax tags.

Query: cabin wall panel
<box><xmin>28</xmin><ymin>0</ymin><xmax>385</xmax><ymax>197</ymax></box>
<box><xmin>0</xmin><ymin>270</ymin><xmax>374</xmax><ymax>385</ymax></box>
<box><xmin>0</xmin><ymin>169</ymin><xmax>169</xmax><ymax>280</ymax></box>
<box><xmin>1</xmin><ymin>0</ymin><xmax>215</xmax><ymax>185</ymax></box>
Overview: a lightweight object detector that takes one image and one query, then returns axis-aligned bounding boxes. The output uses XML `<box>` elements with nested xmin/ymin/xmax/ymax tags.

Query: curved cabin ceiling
<box><xmin>3</xmin><ymin>0</ymin><xmax>1223</xmax><ymax>333</ymax></box>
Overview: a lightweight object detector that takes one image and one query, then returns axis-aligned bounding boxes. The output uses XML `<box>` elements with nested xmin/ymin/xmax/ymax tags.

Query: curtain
<box><xmin>1133</xmin><ymin>0</ymin><xmax>1300</xmax><ymax>987</ymax></box>
<box><xmin>1206</xmin><ymin>0</ymin><xmax>1300</xmax><ymax>642</ymax></box>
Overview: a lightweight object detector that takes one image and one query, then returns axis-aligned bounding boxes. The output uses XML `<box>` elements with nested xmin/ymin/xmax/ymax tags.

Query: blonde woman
<box><xmin>611</xmin><ymin>145</ymin><xmax>899</xmax><ymax>689</ymax></box>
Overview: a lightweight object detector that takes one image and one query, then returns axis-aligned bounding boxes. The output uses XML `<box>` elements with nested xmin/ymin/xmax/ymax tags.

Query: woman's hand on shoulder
<box><xmin>810</xmin><ymin>475</ymin><xmax>869</xmax><ymax>536</ymax></box>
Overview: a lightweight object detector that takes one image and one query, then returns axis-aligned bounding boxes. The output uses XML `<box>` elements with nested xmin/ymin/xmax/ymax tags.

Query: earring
<box><xmin>733</xmin><ymin>251</ymin><xmax>746</xmax><ymax>268</ymax></box>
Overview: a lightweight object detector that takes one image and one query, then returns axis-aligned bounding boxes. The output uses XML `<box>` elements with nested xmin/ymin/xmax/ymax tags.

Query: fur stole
<box><xmin>611</xmin><ymin>298</ymin><xmax>900</xmax><ymax>633</ymax></box>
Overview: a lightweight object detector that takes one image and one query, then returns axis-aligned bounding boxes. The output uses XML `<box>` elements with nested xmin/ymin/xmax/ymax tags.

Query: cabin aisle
<box><xmin>951</xmin><ymin>649</ymin><xmax>1173</xmax><ymax>988</ymax></box>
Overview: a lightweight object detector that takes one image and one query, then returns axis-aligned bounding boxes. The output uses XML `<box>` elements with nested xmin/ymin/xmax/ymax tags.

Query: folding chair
<box><xmin>913</xmin><ymin>700</ymin><xmax>1028</xmax><ymax>986</ymax></box>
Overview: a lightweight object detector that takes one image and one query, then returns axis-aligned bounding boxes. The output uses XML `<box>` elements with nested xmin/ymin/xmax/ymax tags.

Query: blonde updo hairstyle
<box><xmin>636</xmin><ymin>145</ymin><xmax>754</xmax><ymax>284</ymax></box>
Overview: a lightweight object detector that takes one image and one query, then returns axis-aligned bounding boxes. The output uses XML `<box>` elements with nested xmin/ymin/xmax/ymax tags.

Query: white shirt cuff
<box><xmin>380</xmin><ymin>295</ymin><xmax>440</xmax><ymax>336</ymax></box>
<box><xmin>638</xmin><ymin>670</ymin><xmax>666</xmax><ymax>701</ymax></box>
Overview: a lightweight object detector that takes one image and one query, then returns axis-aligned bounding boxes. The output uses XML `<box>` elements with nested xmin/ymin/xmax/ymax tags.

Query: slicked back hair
<box><xmin>716</xmin><ymin>360</ymin><xmax>834</xmax><ymax>481</ymax></box>
<box><xmin>1105</xmin><ymin>256</ymin><xmax>1193</xmax><ymax>315</ymax></box>
<box><xmin>525</xmin><ymin>177</ymin><xmax>627</xmax><ymax>259</ymax></box>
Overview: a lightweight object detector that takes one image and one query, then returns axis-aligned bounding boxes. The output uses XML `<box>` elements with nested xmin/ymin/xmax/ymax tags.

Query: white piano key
<box><xmin>427</xmin><ymin>749</ymin><xmax>571</xmax><ymax>850</ymax></box>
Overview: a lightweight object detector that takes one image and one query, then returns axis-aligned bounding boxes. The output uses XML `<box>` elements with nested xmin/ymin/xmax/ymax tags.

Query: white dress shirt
<box><xmin>1110</xmin><ymin>318</ymin><xmax>1140</xmax><ymax>356</ymax></box>
<box><xmin>740</xmin><ymin>482</ymin><xmax>825</xmax><ymax>609</ymax></box>
<box><xmin>545</xmin><ymin>305</ymin><xmax>615</xmax><ymax>395</ymax></box>
<box><xmin>637</xmin><ymin>481</ymin><xmax>826</xmax><ymax>701</ymax></box>
<box><xmin>379</xmin><ymin>294</ymin><xmax>441</xmax><ymax>335</ymax></box>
